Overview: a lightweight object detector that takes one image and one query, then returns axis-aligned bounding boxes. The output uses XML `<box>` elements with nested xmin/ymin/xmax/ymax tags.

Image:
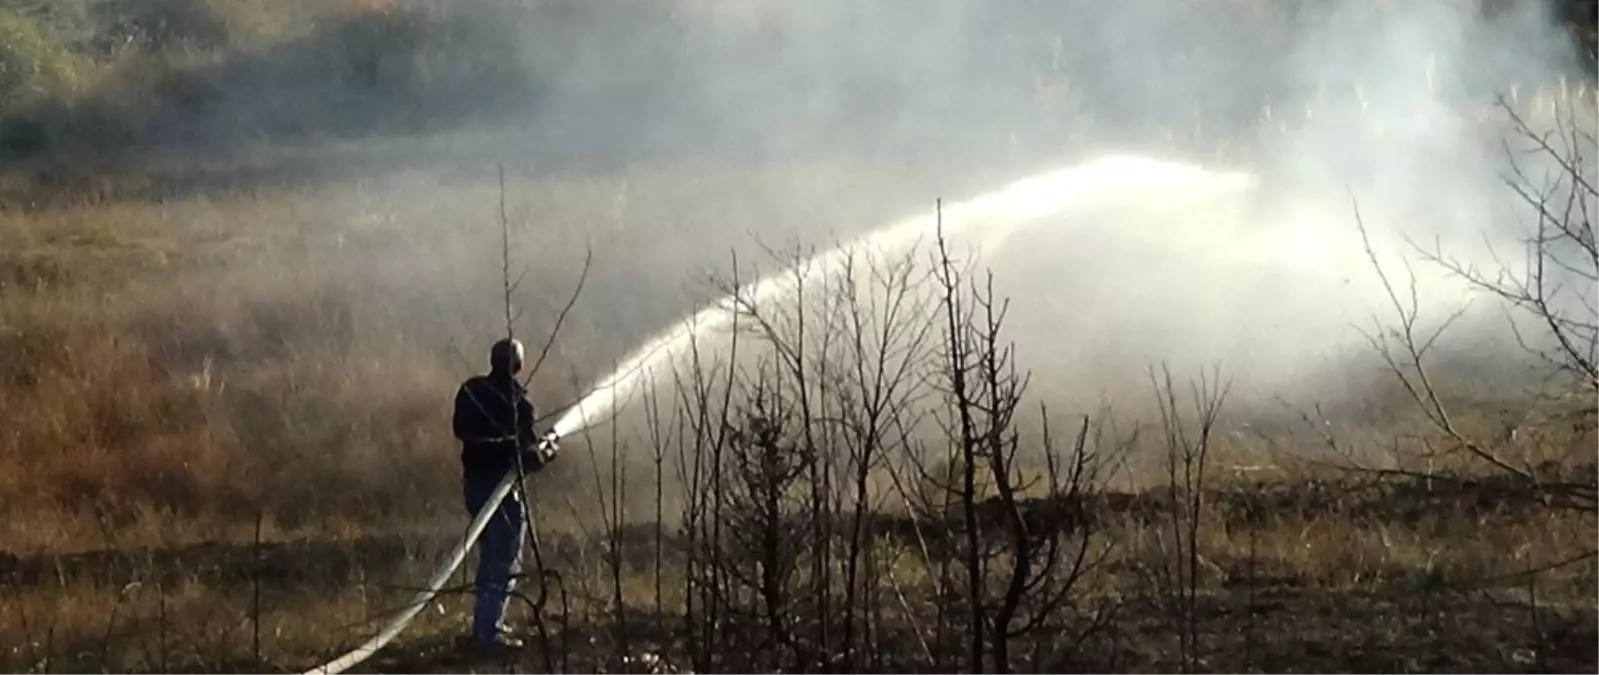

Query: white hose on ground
<box><xmin>301</xmin><ymin>468</ymin><xmax>519</xmax><ymax>675</ymax></box>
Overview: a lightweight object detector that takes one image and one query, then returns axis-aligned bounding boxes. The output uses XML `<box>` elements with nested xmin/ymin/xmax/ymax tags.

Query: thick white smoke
<box><xmin>232</xmin><ymin>0</ymin><xmax>1588</xmax><ymax>441</ymax></box>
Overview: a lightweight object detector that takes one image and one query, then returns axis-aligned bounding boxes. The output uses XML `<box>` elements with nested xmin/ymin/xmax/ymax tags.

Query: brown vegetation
<box><xmin>6</xmin><ymin>131</ymin><xmax>1592</xmax><ymax>670</ymax></box>
<box><xmin>0</xmin><ymin>1</ymin><xmax>1595</xmax><ymax>673</ymax></box>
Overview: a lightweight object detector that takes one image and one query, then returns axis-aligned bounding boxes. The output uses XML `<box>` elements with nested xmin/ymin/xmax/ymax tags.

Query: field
<box><xmin>1</xmin><ymin>0</ymin><xmax>1596</xmax><ymax>673</ymax></box>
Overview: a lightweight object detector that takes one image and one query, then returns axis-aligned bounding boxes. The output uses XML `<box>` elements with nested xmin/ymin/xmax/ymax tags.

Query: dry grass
<box><xmin>0</xmin><ymin>158</ymin><xmax>971</xmax><ymax>554</ymax></box>
<box><xmin>2</xmin><ymin>457</ymin><xmax>1590</xmax><ymax>672</ymax></box>
<box><xmin>0</xmin><ymin>1</ymin><xmax>1594</xmax><ymax>672</ymax></box>
<box><xmin>1</xmin><ymin>114</ymin><xmax>1592</xmax><ymax>675</ymax></box>
<box><xmin>1</xmin><ymin>159</ymin><xmax>1592</xmax><ymax>674</ymax></box>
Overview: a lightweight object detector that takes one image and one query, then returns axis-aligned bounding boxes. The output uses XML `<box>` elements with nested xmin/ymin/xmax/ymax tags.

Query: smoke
<box><xmin>486</xmin><ymin>0</ymin><xmax>1585</xmax><ymax>165</ymax></box>
<box><xmin>31</xmin><ymin>0</ymin><xmax>1588</xmax><ymax>429</ymax></box>
<box><xmin>352</xmin><ymin>0</ymin><xmax>1585</xmax><ymax>431</ymax></box>
<box><xmin>1231</xmin><ymin>0</ymin><xmax>1593</xmax><ymax>404</ymax></box>
<box><xmin>487</xmin><ymin>0</ymin><xmax>1590</xmax><ymax>413</ymax></box>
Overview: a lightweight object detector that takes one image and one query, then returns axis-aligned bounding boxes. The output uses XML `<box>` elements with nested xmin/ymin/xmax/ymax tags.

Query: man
<box><xmin>452</xmin><ymin>337</ymin><xmax>556</xmax><ymax>650</ymax></box>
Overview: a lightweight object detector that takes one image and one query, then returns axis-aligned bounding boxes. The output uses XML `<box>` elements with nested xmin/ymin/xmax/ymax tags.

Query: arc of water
<box><xmin>549</xmin><ymin>155</ymin><xmax>1256</xmax><ymax>439</ymax></box>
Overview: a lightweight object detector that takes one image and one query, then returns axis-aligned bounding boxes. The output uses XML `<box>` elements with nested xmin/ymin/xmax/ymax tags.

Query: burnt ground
<box><xmin>6</xmin><ymin>465</ymin><xmax>1589</xmax><ymax>588</ymax></box>
<box><xmin>355</xmin><ymin>584</ymin><xmax>1596</xmax><ymax>674</ymax></box>
<box><xmin>3</xmin><ymin>469</ymin><xmax>1595</xmax><ymax>673</ymax></box>
<box><xmin>9</xmin><ymin>571</ymin><xmax>1591</xmax><ymax>673</ymax></box>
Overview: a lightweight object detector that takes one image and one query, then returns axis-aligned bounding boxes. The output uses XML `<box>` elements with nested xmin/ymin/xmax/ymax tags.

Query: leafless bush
<box><xmin>1145</xmin><ymin>364</ymin><xmax>1230</xmax><ymax>674</ymax></box>
<box><xmin>1351</xmin><ymin>95</ymin><xmax>1597</xmax><ymax>514</ymax></box>
<box><xmin>616</xmin><ymin>205</ymin><xmax>1123</xmax><ymax>672</ymax></box>
<box><xmin>912</xmin><ymin>213</ymin><xmax>1118</xmax><ymax>669</ymax></box>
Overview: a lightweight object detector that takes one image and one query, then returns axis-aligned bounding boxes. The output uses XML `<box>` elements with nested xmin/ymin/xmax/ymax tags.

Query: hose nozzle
<box><xmin>536</xmin><ymin>431</ymin><xmax>561</xmax><ymax>457</ymax></box>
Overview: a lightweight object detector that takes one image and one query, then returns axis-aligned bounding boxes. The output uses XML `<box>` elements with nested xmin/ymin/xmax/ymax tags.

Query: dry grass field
<box><xmin>0</xmin><ymin>0</ymin><xmax>1594</xmax><ymax>672</ymax></box>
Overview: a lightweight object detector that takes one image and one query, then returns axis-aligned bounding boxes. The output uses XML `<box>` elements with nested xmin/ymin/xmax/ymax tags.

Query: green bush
<box><xmin>0</xmin><ymin>8</ymin><xmax>89</xmax><ymax>111</ymax></box>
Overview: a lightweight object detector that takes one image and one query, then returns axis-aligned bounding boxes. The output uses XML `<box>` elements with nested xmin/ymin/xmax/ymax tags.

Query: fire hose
<box><xmin>301</xmin><ymin>433</ymin><xmax>560</xmax><ymax>675</ymax></box>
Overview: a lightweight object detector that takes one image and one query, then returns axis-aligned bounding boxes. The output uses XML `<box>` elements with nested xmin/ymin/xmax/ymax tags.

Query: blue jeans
<box><xmin>463</xmin><ymin>470</ymin><xmax>525</xmax><ymax>641</ymax></box>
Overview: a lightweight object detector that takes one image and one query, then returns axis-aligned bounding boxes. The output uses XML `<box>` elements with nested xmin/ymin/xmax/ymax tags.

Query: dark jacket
<box><xmin>452</xmin><ymin>371</ymin><xmax>544</xmax><ymax>480</ymax></box>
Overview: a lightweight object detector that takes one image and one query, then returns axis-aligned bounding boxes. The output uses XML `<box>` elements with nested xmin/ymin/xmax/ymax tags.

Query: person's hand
<box><xmin>517</xmin><ymin>448</ymin><xmax>549</xmax><ymax>472</ymax></box>
<box><xmin>524</xmin><ymin>432</ymin><xmax>559</xmax><ymax>466</ymax></box>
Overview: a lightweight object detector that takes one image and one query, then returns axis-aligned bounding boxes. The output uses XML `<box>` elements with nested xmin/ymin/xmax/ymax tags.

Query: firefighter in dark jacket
<box><xmin>452</xmin><ymin>337</ymin><xmax>555</xmax><ymax>650</ymax></box>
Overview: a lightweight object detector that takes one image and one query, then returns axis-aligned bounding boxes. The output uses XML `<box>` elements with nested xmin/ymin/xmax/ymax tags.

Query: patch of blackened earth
<box><xmin>1086</xmin><ymin>584</ymin><xmax>1596</xmax><ymax>674</ymax></box>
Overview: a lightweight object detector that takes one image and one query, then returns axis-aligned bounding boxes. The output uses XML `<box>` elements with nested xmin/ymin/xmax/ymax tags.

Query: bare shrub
<box><xmin>595</xmin><ymin>205</ymin><xmax>1121</xmax><ymax>672</ymax></box>
<box><xmin>1351</xmin><ymin>95</ymin><xmax>1597</xmax><ymax>514</ymax></box>
<box><xmin>1145</xmin><ymin>364</ymin><xmax>1230</xmax><ymax>674</ymax></box>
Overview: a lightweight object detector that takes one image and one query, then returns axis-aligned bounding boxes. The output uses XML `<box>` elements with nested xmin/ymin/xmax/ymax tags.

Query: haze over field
<box><xmin>428</xmin><ymin>0</ymin><xmax>1591</xmax><ymax>434</ymax></box>
<box><xmin>4</xmin><ymin>0</ymin><xmax>1593</xmax><ymax>465</ymax></box>
<box><xmin>1</xmin><ymin>0</ymin><xmax>1591</xmax><ymax>499</ymax></box>
<box><xmin>2</xmin><ymin>1</ymin><xmax>1596</xmax><ymax>673</ymax></box>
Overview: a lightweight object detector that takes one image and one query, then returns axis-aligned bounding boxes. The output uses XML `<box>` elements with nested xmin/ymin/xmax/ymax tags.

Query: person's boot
<box><xmin>466</xmin><ymin>632</ymin><xmax>524</xmax><ymax>655</ymax></box>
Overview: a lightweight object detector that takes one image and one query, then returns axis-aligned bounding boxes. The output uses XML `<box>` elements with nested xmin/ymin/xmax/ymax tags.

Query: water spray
<box><xmin>300</xmin><ymin>154</ymin><xmax>1254</xmax><ymax>674</ymax></box>
<box><xmin>546</xmin><ymin>154</ymin><xmax>1256</xmax><ymax>441</ymax></box>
